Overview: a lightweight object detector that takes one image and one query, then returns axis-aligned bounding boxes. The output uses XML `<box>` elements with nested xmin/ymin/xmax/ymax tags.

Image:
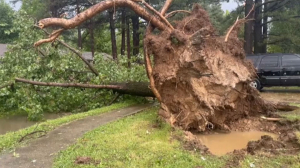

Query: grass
<box><xmin>53</xmin><ymin>107</ymin><xmax>300</xmax><ymax>168</ymax></box>
<box><xmin>53</xmin><ymin>107</ymin><xmax>227</xmax><ymax>168</ymax></box>
<box><xmin>239</xmin><ymin>154</ymin><xmax>300</xmax><ymax>168</ymax></box>
<box><xmin>0</xmin><ymin>100</ymin><xmax>139</xmax><ymax>154</ymax></box>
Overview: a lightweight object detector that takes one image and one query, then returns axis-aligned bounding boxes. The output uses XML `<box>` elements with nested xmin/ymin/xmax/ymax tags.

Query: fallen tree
<box><xmin>32</xmin><ymin>0</ymin><xmax>287</xmax><ymax>132</ymax></box>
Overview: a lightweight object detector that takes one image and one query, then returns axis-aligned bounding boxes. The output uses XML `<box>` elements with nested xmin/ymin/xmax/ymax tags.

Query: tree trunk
<box><xmin>254</xmin><ymin>0</ymin><xmax>263</xmax><ymax>54</ymax></box>
<box><xmin>244</xmin><ymin>0</ymin><xmax>254</xmax><ymax>54</ymax></box>
<box><xmin>14</xmin><ymin>78</ymin><xmax>154</xmax><ymax>97</ymax></box>
<box><xmin>76</xmin><ymin>0</ymin><xmax>82</xmax><ymax>49</ymax></box>
<box><xmin>121</xmin><ymin>8</ymin><xmax>126</xmax><ymax>56</ymax></box>
<box><xmin>90</xmin><ymin>19</ymin><xmax>95</xmax><ymax>59</ymax></box>
<box><xmin>109</xmin><ymin>10</ymin><xmax>118</xmax><ymax>60</ymax></box>
<box><xmin>262</xmin><ymin>0</ymin><xmax>268</xmax><ymax>53</ymax></box>
<box><xmin>131</xmin><ymin>15</ymin><xmax>140</xmax><ymax>56</ymax></box>
<box><xmin>127</xmin><ymin>16</ymin><xmax>131</xmax><ymax>68</ymax></box>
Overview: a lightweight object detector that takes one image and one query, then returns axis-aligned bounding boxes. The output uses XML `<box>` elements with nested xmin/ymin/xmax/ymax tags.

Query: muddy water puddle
<box><xmin>197</xmin><ymin>131</ymin><xmax>278</xmax><ymax>156</ymax></box>
<box><xmin>0</xmin><ymin>113</ymin><xmax>66</xmax><ymax>135</ymax></box>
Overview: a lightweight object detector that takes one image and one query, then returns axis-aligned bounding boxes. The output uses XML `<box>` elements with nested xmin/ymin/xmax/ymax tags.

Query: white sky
<box><xmin>5</xmin><ymin>0</ymin><xmax>238</xmax><ymax>12</ymax></box>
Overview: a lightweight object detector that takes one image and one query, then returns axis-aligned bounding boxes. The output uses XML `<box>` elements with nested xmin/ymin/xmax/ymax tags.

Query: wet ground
<box><xmin>0</xmin><ymin>104</ymin><xmax>153</xmax><ymax>168</ymax></box>
<box><xmin>0</xmin><ymin>113</ymin><xmax>67</xmax><ymax>135</ymax></box>
<box><xmin>261</xmin><ymin>87</ymin><xmax>300</xmax><ymax>103</ymax></box>
<box><xmin>197</xmin><ymin>131</ymin><xmax>278</xmax><ymax>156</ymax></box>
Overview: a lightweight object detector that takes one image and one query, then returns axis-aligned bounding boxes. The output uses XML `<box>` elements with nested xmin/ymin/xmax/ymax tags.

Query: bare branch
<box><xmin>225</xmin><ymin>4</ymin><xmax>255</xmax><ymax>42</ymax></box>
<box><xmin>37</xmin><ymin>27</ymin><xmax>99</xmax><ymax>76</ymax></box>
<box><xmin>165</xmin><ymin>10</ymin><xmax>191</xmax><ymax>19</ymax></box>
<box><xmin>15</xmin><ymin>78</ymin><xmax>121</xmax><ymax>89</ymax></box>
<box><xmin>34</xmin><ymin>29</ymin><xmax>64</xmax><ymax>46</ymax></box>
<box><xmin>142</xmin><ymin>1</ymin><xmax>174</xmax><ymax>30</ymax></box>
<box><xmin>37</xmin><ymin>0</ymin><xmax>170</xmax><ymax>32</ymax></box>
<box><xmin>160</xmin><ymin>0</ymin><xmax>173</xmax><ymax>16</ymax></box>
<box><xmin>144</xmin><ymin>46</ymin><xmax>162</xmax><ymax>102</ymax></box>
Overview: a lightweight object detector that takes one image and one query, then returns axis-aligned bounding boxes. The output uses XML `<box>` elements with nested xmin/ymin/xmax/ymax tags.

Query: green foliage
<box><xmin>20</xmin><ymin>0</ymin><xmax>49</xmax><ymax>19</ymax></box>
<box><xmin>53</xmin><ymin>107</ymin><xmax>227</xmax><ymax>168</ymax></box>
<box><xmin>0</xmin><ymin>11</ymin><xmax>148</xmax><ymax>120</ymax></box>
<box><xmin>268</xmin><ymin>9</ymin><xmax>300</xmax><ymax>53</ymax></box>
<box><xmin>0</xmin><ymin>101</ymin><xmax>137</xmax><ymax>153</ymax></box>
<box><xmin>0</xmin><ymin>0</ymin><xmax>17</xmax><ymax>43</ymax></box>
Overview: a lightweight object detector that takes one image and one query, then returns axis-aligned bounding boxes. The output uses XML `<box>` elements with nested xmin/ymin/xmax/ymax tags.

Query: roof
<box><xmin>0</xmin><ymin>44</ymin><xmax>7</xmax><ymax>57</ymax></box>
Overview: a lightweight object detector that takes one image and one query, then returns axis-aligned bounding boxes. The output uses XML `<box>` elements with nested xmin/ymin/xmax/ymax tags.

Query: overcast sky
<box><xmin>5</xmin><ymin>0</ymin><xmax>238</xmax><ymax>12</ymax></box>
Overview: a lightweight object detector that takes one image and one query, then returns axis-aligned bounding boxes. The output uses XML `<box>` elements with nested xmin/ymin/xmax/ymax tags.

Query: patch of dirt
<box><xmin>261</xmin><ymin>92</ymin><xmax>300</xmax><ymax>104</ymax></box>
<box><xmin>172</xmin><ymin>131</ymin><xmax>210</xmax><ymax>154</ymax></box>
<box><xmin>228</xmin><ymin>117</ymin><xmax>280</xmax><ymax>133</ymax></box>
<box><xmin>74</xmin><ymin>156</ymin><xmax>100</xmax><ymax>165</ymax></box>
<box><xmin>247</xmin><ymin>130</ymin><xmax>300</xmax><ymax>155</ymax></box>
<box><xmin>224</xmin><ymin>150</ymin><xmax>247</xmax><ymax>168</ymax></box>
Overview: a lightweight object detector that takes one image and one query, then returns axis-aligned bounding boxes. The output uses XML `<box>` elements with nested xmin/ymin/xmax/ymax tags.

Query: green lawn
<box><xmin>53</xmin><ymin>107</ymin><xmax>300</xmax><ymax>168</ymax></box>
<box><xmin>53</xmin><ymin>107</ymin><xmax>227</xmax><ymax>168</ymax></box>
<box><xmin>0</xmin><ymin>101</ymin><xmax>138</xmax><ymax>154</ymax></box>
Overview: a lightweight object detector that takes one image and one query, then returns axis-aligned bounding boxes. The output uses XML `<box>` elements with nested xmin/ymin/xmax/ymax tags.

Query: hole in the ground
<box><xmin>196</xmin><ymin>131</ymin><xmax>278</xmax><ymax>156</ymax></box>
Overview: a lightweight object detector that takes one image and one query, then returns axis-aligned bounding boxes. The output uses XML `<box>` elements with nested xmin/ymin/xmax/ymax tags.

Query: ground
<box><xmin>0</xmin><ymin>89</ymin><xmax>300</xmax><ymax>168</ymax></box>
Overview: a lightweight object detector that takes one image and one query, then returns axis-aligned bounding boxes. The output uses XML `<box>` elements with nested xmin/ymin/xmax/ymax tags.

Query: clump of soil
<box><xmin>145</xmin><ymin>4</ymin><xmax>279</xmax><ymax>132</ymax></box>
<box><xmin>247</xmin><ymin>130</ymin><xmax>300</xmax><ymax>155</ymax></box>
<box><xmin>74</xmin><ymin>156</ymin><xmax>100</xmax><ymax>165</ymax></box>
<box><xmin>173</xmin><ymin>131</ymin><xmax>210</xmax><ymax>154</ymax></box>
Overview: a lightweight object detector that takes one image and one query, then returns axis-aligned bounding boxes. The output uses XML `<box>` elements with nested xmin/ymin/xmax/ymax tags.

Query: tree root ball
<box><xmin>145</xmin><ymin>4</ymin><xmax>275</xmax><ymax>132</ymax></box>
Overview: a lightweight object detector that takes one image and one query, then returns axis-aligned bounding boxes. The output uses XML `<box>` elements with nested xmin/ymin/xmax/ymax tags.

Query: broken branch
<box><xmin>225</xmin><ymin>5</ymin><xmax>255</xmax><ymax>42</ymax></box>
<box><xmin>165</xmin><ymin>10</ymin><xmax>191</xmax><ymax>19</ymax></box>
<box><xmin>142</xmin><ymin>1</ymin><xmax>174</xmax><ymax>30</ymax></box>
<box><xmin>34</xmin><ymin>29</ymin><xmax>64</xmax><ymax>46</ymax></box>
<box><xmin>37</xmin><ymin>27</ymin><xmax>99</xmax><ymax>76</ymax></box>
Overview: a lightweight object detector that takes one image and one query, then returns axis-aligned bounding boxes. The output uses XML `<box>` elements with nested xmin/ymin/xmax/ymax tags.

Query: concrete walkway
<box><xmin>0</xmin><ymin>104</ymin><xmax>153</xmax><ymax>168</ymax></box>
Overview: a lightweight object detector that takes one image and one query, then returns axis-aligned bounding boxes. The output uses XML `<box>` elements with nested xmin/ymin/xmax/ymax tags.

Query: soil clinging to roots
<box><xmin>145</xmin><ymin>5</ymin><xmax>275</xmax><ymax>132</ymax></box>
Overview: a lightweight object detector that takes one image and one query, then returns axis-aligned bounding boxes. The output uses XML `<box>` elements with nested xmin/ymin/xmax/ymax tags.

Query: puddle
<box><xmin>197</xmin><ymin>131</ymin><xmax>278</xmax><ymax>156</ymax></box>
<box><xmin>0</xmin><ymin>113</ymin><xmax>66</xmax><ymax>135</ymax></box>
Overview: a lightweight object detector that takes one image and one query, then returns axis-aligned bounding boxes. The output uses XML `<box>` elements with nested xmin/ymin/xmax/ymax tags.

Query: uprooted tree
<box><xmin>28</xmin><ymin>0</ymin><xmax>281</xmax><ymax>132</ymax></box>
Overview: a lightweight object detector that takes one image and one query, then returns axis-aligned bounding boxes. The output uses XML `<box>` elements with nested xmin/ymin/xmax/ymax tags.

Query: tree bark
<box><xmin>109</xmin><ymin>10</ymin><xmax>118</xmax><ymax>60</ymax></box>
<box><xmin>131</xmin><ymin>15</ymin><xmax>140</xmax><ymax>56</ymax></box>
<box><xmin>121</xmin><ymin>8</ymin><xmax>126</xmax><ymax>56</ymax></box>
<box><xmin>262</xmin><ymin>0</ymin><xmax>268</xmax><ymax>53</ymax></box>
<box><xmin>90</xmin><ymin>19</ymin><xmax>95</xmax><ymax>59</ymax></box>
<box><xmin>14</xmin><ymin>78</ymin><xmax>154</xmax><ymax>97</ymax></box>
<box><xmin>127</xmin><ymin>16</ymin><xmax>131</xmax><ymax>68</ymax></box>
<box><xmin>254</xmin><ymin>0</ymin><xmax>263</xmax><ymax>54</ymax></box>
<box><xmin>76</xmin><ymin>0</ymin><xmax>82</xmax><ymax>49</ymax></box>
<box><xmin>244</xmin><ymin>0</ymin><xmax>254</xmax><ymax>54</ymax></box>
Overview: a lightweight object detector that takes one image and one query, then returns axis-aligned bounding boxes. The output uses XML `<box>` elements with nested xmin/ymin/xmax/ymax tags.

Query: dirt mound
<box><xmin>74</xmin><ymin>156</ymin><xmax>100</xmax><ymax>165</ymax></box>
<box><xmin>247</xmin><ymin>132</ymin><xmax>300</xmax><ymax>155</ymax></box>
<box><xmin>145</xmin><ymin>4</ymin><xmax>277</xmax><ymax>132</ymax></box>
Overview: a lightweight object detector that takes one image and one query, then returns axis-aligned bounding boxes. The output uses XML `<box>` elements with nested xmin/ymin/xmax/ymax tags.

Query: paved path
<box><xmin>0</xmin><ymin>104</ymin><xmax>154</xmax><ymax>168</ymax></box>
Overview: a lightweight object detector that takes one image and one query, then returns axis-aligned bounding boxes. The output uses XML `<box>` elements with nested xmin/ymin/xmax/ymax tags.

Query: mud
<box><xmin>197</xmin><ymin>131</ymin><xmax>278</xmax><ymax>156</ymax></box>
<box><xmin>247</xmin><ymin>132</ymin><xmax>300</xmax><ymax>155</ymax></box>
<box><xmin>145</xmin><ymin>4</ymin><xmax>279</xmax><ymax>132</ymax></box>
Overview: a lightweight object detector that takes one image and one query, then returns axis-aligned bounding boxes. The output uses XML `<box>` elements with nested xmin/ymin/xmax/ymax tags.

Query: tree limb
<box><xmin>37</xmin><ymin>28</ymin><xmax>99</xmax><ymax>76</ymax></box>
<box><xmin>15</xmin><ymin>78</ymin><xmax>121</xmax><ymax>89</ymax></box>
<box><xmin>165</xmin><ymin>10</ymin><xmax>191</xmax><ymax>19</ymax></box>
<box><xmin>225</xmin><ymin>4</ymin><xmax>255</xmax><ymax>42</ymax></box>
<box><xmin>37</xmin><ymin>0</ymin><xmax>170</xmax><ymax>32</ymax></box>
<box><xmin>141</xmin><ymin>1</ymin><xmax>174</xmax><ymax>30</ymax></box>
<box><xmin>10</xmin><ymin>78</ymin><xmax>154</xmax><ymax>97</ymax></box>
